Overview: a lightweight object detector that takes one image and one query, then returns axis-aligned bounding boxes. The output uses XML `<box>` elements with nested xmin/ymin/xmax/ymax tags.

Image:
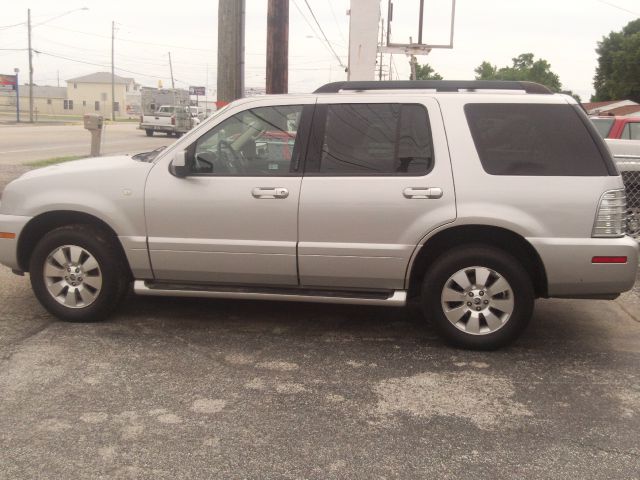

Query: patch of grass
<box><xmin>26</xmin><ymin>155</ymin><xmax>86</xmax><ymax>167</ymax></box>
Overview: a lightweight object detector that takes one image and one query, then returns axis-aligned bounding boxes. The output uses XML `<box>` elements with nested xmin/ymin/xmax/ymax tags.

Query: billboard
<box><xmin>189</xmin><ymin>86</ymin><xmax>206</xmax><ymax>96</ymax></box>
<box><xmin>0</xmin><ymin>74</ymin><xmax>17</xmax><ymax>91</ymax></box>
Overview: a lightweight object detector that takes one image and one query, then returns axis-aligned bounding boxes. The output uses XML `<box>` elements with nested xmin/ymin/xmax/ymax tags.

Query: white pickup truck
<box><xmin>140</xmin><ymin>105</ymin><xmax>192</xmax><ymax>137</ymax></box>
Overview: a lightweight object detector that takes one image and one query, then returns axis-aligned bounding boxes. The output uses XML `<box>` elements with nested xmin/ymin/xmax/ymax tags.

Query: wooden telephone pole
<box><xmin>266</xmin><ymin>0</ymin><xmax>289</xmax><ymax>94</ymax></box>
<box><xmin>217</xmin><ymin>0</ymin><xmax>245</xmax><ymax>104</ymax></box>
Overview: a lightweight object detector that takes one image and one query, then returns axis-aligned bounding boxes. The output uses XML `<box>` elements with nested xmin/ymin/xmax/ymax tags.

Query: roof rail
<box><xmin>313</xmin><ymin>80</ymin><xmax>553</xmax><ymax>95</ymax></box>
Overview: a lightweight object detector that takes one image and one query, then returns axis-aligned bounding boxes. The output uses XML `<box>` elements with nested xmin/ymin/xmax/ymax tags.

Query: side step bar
<box><xmin>133</xmin><ymin>281</ymin><xmax>407</xmax><ymax>307</ymax></box>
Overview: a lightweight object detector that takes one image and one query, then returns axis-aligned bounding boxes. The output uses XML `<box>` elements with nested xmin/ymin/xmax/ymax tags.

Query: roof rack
<box><xmin>313</xmin><ymin>80</ymin><xmax>553</xmax><ymax>95</ymax></box>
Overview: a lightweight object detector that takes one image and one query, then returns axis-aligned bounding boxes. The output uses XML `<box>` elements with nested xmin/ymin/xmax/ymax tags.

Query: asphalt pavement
<box><xmin>0</xmin><ymin>123</ymin><xmax>170</xmax><ymax>165</ymax></box>
<box><xmin>0</xmin><ymin>124</ymin><xmax>639</xmax><ymax>479</ymax></box>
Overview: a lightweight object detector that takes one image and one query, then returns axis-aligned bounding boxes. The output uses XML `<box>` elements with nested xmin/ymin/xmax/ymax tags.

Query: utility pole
<box><xmin>377</xmin><ymin>18</ymin><xmax>384</xmax><ymax>81</ymax></box>
<box><xmin>111</xmin><ymin>20</ymin><xmax>116</xmax><ymax>121</ymax></box>
<box><xmin>168</xmin><ymin>52</ymin><xmax>175</xmax><ymax>89</ymax></box>
<box><xmin>217</xmin><ymin>0</ymin><xmax>245</xmax><ymax>104</ymax></box>
<box><xmin>27</xmin><ymin>8</ymin><xmax>34</xmax><ymax>123</ymax></box>
<box><xmin>409</xmin><ymin>55</ymin><xmax>418</xmax><ymax>81</ymax></box>
<box><xmin>266</xmin><ymin>0</ymin><xmax>288</xmax><ymax>94</ymax></box>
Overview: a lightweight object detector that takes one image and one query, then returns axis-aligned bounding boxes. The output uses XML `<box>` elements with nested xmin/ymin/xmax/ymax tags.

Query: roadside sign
<box><xmin>0</xmin><ymin>74</ymin><xmax>17</xmax><ymax>91</ymax></box>
<box><xmin>189</xmin><ymin>86</ymin><xmax>206</xmax><ymax>96</ymax></box>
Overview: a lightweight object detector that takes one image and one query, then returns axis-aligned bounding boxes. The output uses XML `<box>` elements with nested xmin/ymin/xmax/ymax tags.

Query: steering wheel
<box><xmin>217</xmin><ymin>139</ymin><xmax>246</xmax><ymax>174</ymax></box>
<box><xmin>193</xmin><ymin>151</ymin><xmax>215</xmax><ymax>173</ymax></box>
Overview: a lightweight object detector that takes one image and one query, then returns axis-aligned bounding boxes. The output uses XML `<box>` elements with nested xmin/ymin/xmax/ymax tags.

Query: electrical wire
<box><xmin>301</xmin><ymin>0</ymin><xmax>346</xmax><ymax>68</ymax></box>
<box><xmin>595</xmin><ymin>0</ymin><xmax>639</xmax><ymax>15</ymax></box>
<box><xmin>327</xmin><ymin>1</ymin><xmax>347</xmax><ymax>44</ymax></box>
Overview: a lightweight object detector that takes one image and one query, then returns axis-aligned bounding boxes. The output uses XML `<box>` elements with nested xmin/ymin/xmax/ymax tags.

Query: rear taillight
<box><xmin>171</xmin><ymin>115</ymin><xmax>176</xmax><ymax>125</ymax></box>
<box><xmin>592</xmin><ymin>189</ymin><xmax>626</xmax><ymax>238</ymax></box>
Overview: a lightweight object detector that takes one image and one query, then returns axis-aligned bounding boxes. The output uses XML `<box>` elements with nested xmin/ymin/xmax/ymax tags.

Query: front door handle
<box><xmin>403</xmin><ymin>187</ymin><xmax>443</xmax><ymax>199</ymax></box>
<box><xmin>252</xmin><ymin>187</ymin><xmax>289</xmax><ymax>199</ymax></box>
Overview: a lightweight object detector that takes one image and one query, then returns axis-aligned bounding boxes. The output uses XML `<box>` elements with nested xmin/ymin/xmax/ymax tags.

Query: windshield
<box><xmin>590</xmin><ymin>118</ymin><xmax>615</xmax><ymax>138</ymax></box>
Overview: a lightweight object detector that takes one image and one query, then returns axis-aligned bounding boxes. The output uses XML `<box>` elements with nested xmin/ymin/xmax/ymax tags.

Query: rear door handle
<box><xmin>252</xmin><ymin>187</ymin><xmax>289</xmax><ymax>199</ymax></box>
<box><xmin>403</xmin><ymin>187</ymin><xmax>443</xmax><ymax>199</ymax></box>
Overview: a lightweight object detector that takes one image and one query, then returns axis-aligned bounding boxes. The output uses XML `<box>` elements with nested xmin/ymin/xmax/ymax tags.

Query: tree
<box><xmin>414</xmin><ymin>63</ymin><xmax>443</xmax><ymax>80</ymax></box>
<box><xmin>474</xmin><ymin>53</ymin><xmax>562</xmax><ymax>92</ymax></box>
<box><xmin>593</xmin><ymin>19</ymin><xmax>640</xmax><ymax>102</ymax></box>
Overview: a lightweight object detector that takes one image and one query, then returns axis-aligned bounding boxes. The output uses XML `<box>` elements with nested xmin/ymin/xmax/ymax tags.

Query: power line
<box><xmin>595</xmin><ymin>0</ymin><xmax>639</xmax><ymax>15</ymax></box>
<box><xmin>327</xmin><ymin>1</ymin><xmax>347</xmax><ymax>44</ymax></box>
<box><xmin>301</xmin><ymin>0</ymin><xmax>346</xmax><ymax>68</ymax></box>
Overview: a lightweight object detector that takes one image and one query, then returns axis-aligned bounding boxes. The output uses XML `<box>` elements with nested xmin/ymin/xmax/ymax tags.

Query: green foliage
<box><xmin>414</xmin><ymin>63</ymin><xmax>443</xmax><ymax>80</ymax></box>
<box><xmin>474</xmin><ymin>53</ymin><xmax>562</xmax><ymax>92</ymax></box>
<box><xmin>593</xmin><ymin>19</ymin><xmax>640</xmax><ymax>102</ymax></box>
<box><xmin>26</xmin><ymin>155</ymin><xmax>85</xmax><ymax>167</ymax></box>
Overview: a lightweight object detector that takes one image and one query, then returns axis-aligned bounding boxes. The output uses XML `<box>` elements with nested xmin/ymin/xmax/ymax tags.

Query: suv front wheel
<box><xmin>421</xmin><ymin>245</ymin><xmax>534</xmax><ymax>350</ymax></box>
<box><xmin>29</xmin><ymin>225</ymin><xmax>129</xmax><ymax>322</ymax></box>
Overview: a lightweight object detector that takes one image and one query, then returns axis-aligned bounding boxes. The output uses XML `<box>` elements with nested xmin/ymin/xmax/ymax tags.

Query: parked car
<box><xmin>590</xmin><ymin>115</ymin><xmax>640</xmax><ymax>140</ymax></box>
<box><xmin>0</xmin><ymin>80</ymin><xmax>637</xmax><ymax>349</ymax></box>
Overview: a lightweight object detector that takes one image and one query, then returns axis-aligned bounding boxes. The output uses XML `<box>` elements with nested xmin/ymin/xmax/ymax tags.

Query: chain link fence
<box><xmin>621</xmin><ymin>170</ymin><xmax>640</xmax><ymax>240</ymax></box>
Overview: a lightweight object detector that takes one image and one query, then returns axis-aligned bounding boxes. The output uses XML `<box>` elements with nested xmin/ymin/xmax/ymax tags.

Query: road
<box><xmin>0</xmin><ymin>123</ymin><xmax>171</xmax><ymax>165</ymax></box>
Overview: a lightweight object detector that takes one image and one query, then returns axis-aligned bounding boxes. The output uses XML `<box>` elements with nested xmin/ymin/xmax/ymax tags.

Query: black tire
<box><xmin>421</xmin><ymin>245</ymin><xmax>534</xmax><ymax>350</ymax></box>
<box><xmin>29</xmin><ymin>225</ymin><xmax>129</xmax><ymax>322</ymax></box>
<box><xmin>145</xmin><ymin>129</ymin><xmax>153</xmax><ymax>137</ymax></box>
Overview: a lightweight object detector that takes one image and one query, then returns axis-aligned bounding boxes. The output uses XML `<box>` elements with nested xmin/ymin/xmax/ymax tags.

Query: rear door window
<box><xmin>465</xmin><ymin>103</ymin><xmax>609</xmax><ymax>176</ymax></box>
<box><xmin>309</xmin><ymin>103</ymin><xmax>434</xmax><ymax>175</ymax></box>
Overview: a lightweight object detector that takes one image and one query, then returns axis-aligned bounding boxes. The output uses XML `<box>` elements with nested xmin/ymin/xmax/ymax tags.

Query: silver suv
<box><xmin>0</xmin><ymin>80</ymin><xmax>637</xmax><ymax>349</ymax></box>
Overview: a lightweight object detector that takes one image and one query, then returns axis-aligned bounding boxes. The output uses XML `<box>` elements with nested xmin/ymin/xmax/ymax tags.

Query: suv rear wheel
<box><xmin>29</xmin><ymin>225</ymin><xmax>129</xmax><ymax>322</ymax></box>
<box><xmin>421</xmin><ymin>245</ymin><xmax>534</xmax><ymax>350</ymax></box>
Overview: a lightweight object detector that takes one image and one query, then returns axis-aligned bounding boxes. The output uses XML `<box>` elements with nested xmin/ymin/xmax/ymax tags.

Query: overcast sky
<box><xmin>0</xmin><ymin>0</ymin><xmax>638</xmax><ymax>101</ymax></box>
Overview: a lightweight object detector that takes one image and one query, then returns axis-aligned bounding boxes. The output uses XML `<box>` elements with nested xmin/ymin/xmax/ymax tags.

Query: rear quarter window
<box><xmin>464</xmin><ymin>103</ymin><xmax>609</xmax><ymax>176</ymax></box>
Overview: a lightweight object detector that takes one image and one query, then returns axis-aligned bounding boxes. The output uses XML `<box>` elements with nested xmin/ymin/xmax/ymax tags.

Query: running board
<box><xmin>133</xmin><ymin>281</ymin><xmax>407</xmax><ymax>307</ymax></box>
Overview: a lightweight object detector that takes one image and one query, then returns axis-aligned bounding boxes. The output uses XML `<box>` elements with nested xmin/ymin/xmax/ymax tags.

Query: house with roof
<box><xmin>66</xmin><ymin>72</ymin><xmax>140</xmax><ymax>117</ymax></box>
<box><xmin>0</xmin><ymin>85</ymin><xmax>67</xmax><ymax>118</ymax></box>
<box><xmin>582</xmin><ymin>99</ymin><xmax>640</xmax><ymax>117</ymax></box>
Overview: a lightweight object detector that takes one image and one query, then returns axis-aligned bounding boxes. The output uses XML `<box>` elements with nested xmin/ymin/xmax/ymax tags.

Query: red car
<box><xmin>590</xmin><ymin>116</ymin><xmax>640</xmax><ymax>140</ymax></box>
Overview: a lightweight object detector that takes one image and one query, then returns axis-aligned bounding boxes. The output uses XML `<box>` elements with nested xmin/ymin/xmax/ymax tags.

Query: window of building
<box><xmin>114</xmin><ymin>102</ymin><xmax>120</xmax><ymax>112</ymax></box>
<box><xmin>47</xmin><ymin>99</ymin><xmax>52</xmax><ymax>105</ymax></box>
<box><xmin>82</xmin><ymin>100</ymin><xmax>86</xmax><ymax>107</ymax></box>
<box><xmin>315</xmin><ymin>103</ymin><xmax>434</xmax><ymax>175</ymax></box>
<box><xmin>73</xmin><ymin>83</ymin><xmax>77</xmax><ymax>89</ymax></box>
<box><xmin>95</xmin><ymin>101</ymin><xmax>100</xmax><ymax>111</ymax></box>
<box><xmin>465</xmin><ymin>103</ymin><xmax>608</xmax><ymax>176</ymax></box>
<box><xmin>126</xmin><ymin>85</ymin><xmax>129</xmax><ymax>92</ymax></box>
<box><xmin>621</xmin><ymin>122</ymin><xmax>640</xmax><ymax>140</ymax></box>
<box><xmin>63</xmin><ymin>100</ymin><xmax>73</xmax><ymax>110</ymax></box>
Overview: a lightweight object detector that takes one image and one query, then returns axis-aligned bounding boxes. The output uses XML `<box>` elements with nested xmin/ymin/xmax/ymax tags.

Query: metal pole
<box><xmin>378</xmin><ymin>18</ymin><xmax>384</xmax><ymax>81</ymax></box>
<box><xmin>266</xmin><ymin>0</ymin><xmax>289</xmax><ymax>94</ymax></box>
<box><xmin>15</xmin><ymin>70</ymin><xmax>20</xmax><ymax>123</ymax></box>
<box><xmin>27</xmin><ymin>8</ymin><xmax>33</xmax><ymax>123</ymax></box>
<box><xmin>111</xmin><ymin>20</ymin><xmax>116</xmax><ymax>121</ymax></box>
<box><xmin>217</xmin><ymin>0</ymin><xmax>245</xmax><ymax>103</ymax></box>
<box><xmin>168</xmin><ymin>52</ymin><xmax>175</xmax><ymax>89</ymax></box>
<box><xmin>418</xmin><ymin>0</ymin><xmax>425</xmax><ymax>44</ymax></box>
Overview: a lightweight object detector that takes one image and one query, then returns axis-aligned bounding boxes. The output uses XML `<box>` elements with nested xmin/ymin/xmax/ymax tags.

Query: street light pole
<box><xmin>27</xmin><ymin>8</ymin><xmax>33</xmax><ymax>123</ymax></box>
<box><xmin>111</xmin><ymin>20</ymin><xmax>116</xmax><ymax>121</ymax></box>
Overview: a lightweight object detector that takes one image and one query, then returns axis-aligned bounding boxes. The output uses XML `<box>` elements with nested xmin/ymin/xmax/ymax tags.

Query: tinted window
<box><xmin>621</xmin><ymin>122</ymin><xmax>640</xmax><ymax>140</ymax></box>
<box><xmin>591</xmin><ymin>118</ymin><xmax>614</xmax><ymax>138</ymax></box>
<box><xmin>188</xmin><ymin>105</ymin><xmax>302</xmax><ymax>176</ymax></box>
<box><xmin>318</xmin><ymin>104</ymin><xmax>433</xmax><ymax>175</ymax></box>
<box><xmin>465</xmin><ymin>104</ymin><xmax>608</xmax><ymax>176</ymax></box>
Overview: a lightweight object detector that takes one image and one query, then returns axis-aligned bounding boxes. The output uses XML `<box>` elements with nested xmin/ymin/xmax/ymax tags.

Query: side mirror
<box><xmin>171</xmin><ymin>150</ymin><xmax>189</xmax><ymax>178</ymax></box>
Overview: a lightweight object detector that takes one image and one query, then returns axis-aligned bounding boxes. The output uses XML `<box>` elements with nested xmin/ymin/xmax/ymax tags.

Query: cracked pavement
<box><xmin>0</xmin><ymin>161</ymin><xmax>639</xmax><ymax>479</ymax></box>
<box><xmin>1</xmin><ymin>263</ymin><xmax>639</xmax><ymax>479</ymax></box>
